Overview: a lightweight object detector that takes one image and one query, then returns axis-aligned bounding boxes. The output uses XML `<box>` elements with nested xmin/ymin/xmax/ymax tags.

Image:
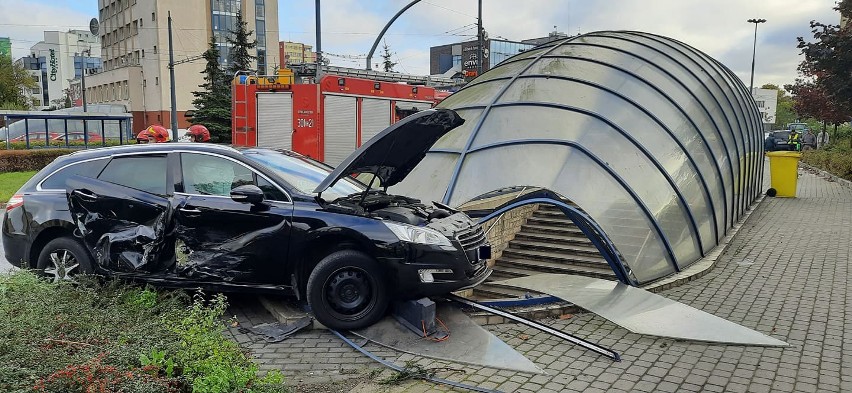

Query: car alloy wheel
<box><xmin>43</xmin><ymin>249</ymin><xmax>80</xmax><ymax>283</ymax></box>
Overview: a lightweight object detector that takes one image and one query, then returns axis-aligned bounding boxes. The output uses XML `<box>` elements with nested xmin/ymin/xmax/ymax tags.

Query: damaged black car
<box><xmin>2</xmin><ymin>109</ymin><xmax>491</xmax><ymax>330</ymax></box>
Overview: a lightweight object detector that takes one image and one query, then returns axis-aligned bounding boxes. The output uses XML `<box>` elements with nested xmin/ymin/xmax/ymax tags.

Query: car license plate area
<box><xmin>477</xmin><ymin>245</ymin><xmax>492</xmax><ymax>261</ymax></box>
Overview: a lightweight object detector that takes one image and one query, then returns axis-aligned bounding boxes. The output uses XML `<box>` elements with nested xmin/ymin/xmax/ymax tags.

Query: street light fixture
<box><xmin>747</xmin><ymin>18</ymin><xmax>766</xmax><ymax>93</ymax></box>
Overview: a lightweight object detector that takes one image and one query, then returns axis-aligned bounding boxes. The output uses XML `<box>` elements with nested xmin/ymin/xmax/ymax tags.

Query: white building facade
<box><xmin>17</xmin><ymin>30</ymin><xmax>101</xmax><ymax>109</ymax></box>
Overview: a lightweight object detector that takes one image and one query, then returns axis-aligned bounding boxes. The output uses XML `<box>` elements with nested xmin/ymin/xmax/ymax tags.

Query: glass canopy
<box><xmin>390</xmin><ymin>31</ymin><xmax>763</xmax><ymax>284</ymax></box>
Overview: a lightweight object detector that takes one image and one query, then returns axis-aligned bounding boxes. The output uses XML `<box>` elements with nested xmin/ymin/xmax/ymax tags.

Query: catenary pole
<box><xmin>168</xmin><ymin>11</ymin><xmax>179</xmax><ymax>141</ymax></box>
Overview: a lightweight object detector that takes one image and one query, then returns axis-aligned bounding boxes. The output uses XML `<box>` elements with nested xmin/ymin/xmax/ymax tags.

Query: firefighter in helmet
<box><xmin>185</xmin><ymin>124</ymin><xmax>211</xmax><ymax>142</ymax></box>
<box><xmin>137</xmin><ymin>125</ymin><xmax>169</xmax><ymax>143</ymax></box>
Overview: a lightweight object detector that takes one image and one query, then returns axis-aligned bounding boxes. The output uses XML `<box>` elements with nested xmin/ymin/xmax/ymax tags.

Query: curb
<box><xmin>799</xmin><ymin>162</ymin><xmax>852</xmax><ymax>189</ymax></box>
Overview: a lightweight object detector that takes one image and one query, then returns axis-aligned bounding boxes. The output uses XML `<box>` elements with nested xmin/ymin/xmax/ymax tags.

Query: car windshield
<box><xmin>242</xmin><ymin>150</ymin><xmax>365</xmax><ymax>200</ymax></box>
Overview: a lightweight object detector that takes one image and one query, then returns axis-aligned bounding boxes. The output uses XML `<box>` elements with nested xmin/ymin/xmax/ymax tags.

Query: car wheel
<box><xmin>37</xmin><ymin>237</ymin><xmax>94</xmax><ymax>283</ymax></box>
<box><xmin>307</xmin><ymin>250</ymin><xmax>389</xmax><ymax>330</ymax></box>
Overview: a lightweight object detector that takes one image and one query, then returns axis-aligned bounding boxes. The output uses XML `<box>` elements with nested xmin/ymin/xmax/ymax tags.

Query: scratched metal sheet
<box><xmin>499</xmin><ymin>274</ymin><xmax>788</xmax><ymax>347</ymax></box>
<box><xmin>353</xmin><ymin>303</ymin><xmax>544</xmax><ymax>374</ymax></box>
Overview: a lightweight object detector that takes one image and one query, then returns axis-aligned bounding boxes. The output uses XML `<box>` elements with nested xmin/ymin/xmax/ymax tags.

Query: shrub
<box><xmin>0</xmin><ymin>149</ymin><xmax>74</xmax><ymax>172</ymax></box>
<box><xmin>0</xmin><ymin>271</ymin><xmax>287</xmax><ymax>393</ymax></box>
<box><xmin>802</xmin><ymin>142</ymin><xmax>852</xmax><ymax>181</ymax></box>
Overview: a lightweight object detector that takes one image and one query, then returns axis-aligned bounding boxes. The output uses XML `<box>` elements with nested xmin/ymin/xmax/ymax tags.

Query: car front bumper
<box><xmin>382</xmin><ymin>242</ymin><xmax>493</xmax><ymax>299</ymax></box>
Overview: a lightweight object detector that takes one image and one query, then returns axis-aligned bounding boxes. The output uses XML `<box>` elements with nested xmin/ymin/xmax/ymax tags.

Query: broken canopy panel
<box><xmin>353</xmin><ymin>303</ymin><xmax>544</xmax><ymax>374</ymax></box>
<box><xmin>389</xmin><ymin>31</ymin><xmax>764</xmax><ymax>284</ymax></box>
<box><xmin>499</xmin><ymin>274</ymin><xmax>787</xmax><ymax>347</ymax></box>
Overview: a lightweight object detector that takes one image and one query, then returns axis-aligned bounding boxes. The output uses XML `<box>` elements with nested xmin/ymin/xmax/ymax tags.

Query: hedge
<box><xmin>0</xmin><ymin>149</ymin><xmax>75</xmax><ymax>173</ymax></box>
<box><xmin>802</xmin><ymin>140</ymin><xmax>852</xmax><ymax>182</ymax></box>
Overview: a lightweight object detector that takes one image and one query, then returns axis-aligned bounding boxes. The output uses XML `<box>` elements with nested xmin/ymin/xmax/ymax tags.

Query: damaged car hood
<box><xmin>313</xmin><ymin>108</ymin><xmax>464</xmax><ymax>194</ymax></box>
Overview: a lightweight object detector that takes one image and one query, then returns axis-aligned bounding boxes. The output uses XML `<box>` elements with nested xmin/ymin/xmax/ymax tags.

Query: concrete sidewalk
<box><xmin>230</xmin><ymin>166</ymin><xmax>849</xmax><ymax>392</ymax></box>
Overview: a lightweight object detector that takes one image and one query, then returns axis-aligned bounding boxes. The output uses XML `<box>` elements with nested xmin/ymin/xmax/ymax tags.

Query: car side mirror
<box><xmin>230</xmin><ymin>185</ymin><xmax>265</xmax><ymax>204</ymax></box>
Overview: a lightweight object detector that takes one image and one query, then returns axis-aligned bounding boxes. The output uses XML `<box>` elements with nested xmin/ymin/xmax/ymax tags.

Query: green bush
<box><xmin>0</xmin><ymin>149</ymin><xmax>74</xmax><ymax>172</ymax></box>
<box><xmin>802</xmin><ymin>141</ymin><xmax>852</xmax><ymax>181</ymax></box>
<box><xmin>0</xmin><ymin>271</ymin><xmax>287</xmax><ymax>393</ymax></box>
<box><xmin>0</xmin><ymin>139</ymin><xmax>127</xmax><ymax>150</ymax></box>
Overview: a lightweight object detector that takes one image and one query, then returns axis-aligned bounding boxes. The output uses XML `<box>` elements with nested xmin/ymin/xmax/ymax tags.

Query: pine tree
<box><xmin>226</xmin><ymin>11</ymin><xmax>257</xmax><ymax>75</ymax></box>
<box><xmin>192</xmin><ymin>38</ymin><xmax>232</xmax><ymax>143</ymax></box>
<box><xmin>381</xmin><ymin>40</ymin><xmax>397</xmax><ymax>72</ymax></box>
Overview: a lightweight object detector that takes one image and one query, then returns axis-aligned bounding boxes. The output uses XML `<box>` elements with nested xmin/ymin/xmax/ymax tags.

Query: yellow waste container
<box><xmin>766</xmin><ymin>151</ymin><xmax>802</xmax><ymax>197</ymax></box>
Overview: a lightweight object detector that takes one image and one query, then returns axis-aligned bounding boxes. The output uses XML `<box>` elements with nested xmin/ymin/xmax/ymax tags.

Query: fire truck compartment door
<box><xmin>257</xmin><ymin>92</ymin><xmax>293</xmax><ymax>151</ymax></box>
<box><xmin>323</xmin><ymin>95</ymin><xmax>357</xmax><ymax>166</ymax></box>
<box><xmin>360</xmin><ymin>98</ymin><xmax>391</xmax><ymax>145</ymax></box>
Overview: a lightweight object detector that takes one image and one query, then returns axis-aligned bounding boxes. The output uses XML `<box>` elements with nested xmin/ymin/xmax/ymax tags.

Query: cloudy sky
<box><xmin>0</xmin><ymin>0</ymin><xmax>841</xmax><ymax>88</ymax></box>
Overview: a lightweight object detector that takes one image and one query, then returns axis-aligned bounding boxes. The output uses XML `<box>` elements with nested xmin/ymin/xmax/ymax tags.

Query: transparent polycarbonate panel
<box><xmin>500</xmin><ymin>274</ymin><xmax>788</xmax><ymax>346</ymax></box>
<box><xmin>432</xmin><ymin>108</ymin><xmax>483</xmax><ymax>150</ymax></box>
<box><xmin>470</xmin><ymin>104</ymin><xmax>703</xmax><ymax>263</ymax></box>
<box><xmin>474</xmin><ymin>59</ymin><xmax>533</xmax><ymax>83</ymax></box>
<box><xmin>438</xmin><ymin>79</ymin><xmax>509</xmax><ymax>109</ymax></box>
<box><xmin>520</xmin><ymin>56</ymin><xmax>730</xmax><ymax>237</ymax></box>
<box><xmin>546</xmin><ymin>44</ymin><xmax>742</xmax><ymax>194</ymax></box>
<box><xmin>447</xmin><ymin>144</ymin><xmax>676</xmax><ymax>283</ymax></box>
<box><xmin>494</xmin><ymin>79</ymin><xmax>717</xmax><ymax>252</ymax></box>
<box><xmin>388</xmin><ymin>153</ymin><xmax>458</xmax><ymax>204</ymax></box>
<box><xmin>654</xmin><ymin>35</ymin><xmax>757</xmax><ymax>221</ymax></box>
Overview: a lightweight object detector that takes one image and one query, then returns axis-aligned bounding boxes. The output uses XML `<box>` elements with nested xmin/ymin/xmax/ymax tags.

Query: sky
<box><xmin>0</xmin><ymin>0</ymin><xmax>842</xmax><ymax>88</ymax></box>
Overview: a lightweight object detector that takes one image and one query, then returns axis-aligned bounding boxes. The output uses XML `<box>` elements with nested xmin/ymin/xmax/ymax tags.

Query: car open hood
<box><xmin>313</xmin><ymin>108</ymin><xmax>464</xmax><ymax>193</ymax></box>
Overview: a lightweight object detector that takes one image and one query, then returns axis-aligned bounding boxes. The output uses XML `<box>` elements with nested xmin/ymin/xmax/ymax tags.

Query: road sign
<box><xmin>89</xmin><ymin>18</ymin><xmax>99</xmax><ymax>36</ymax></box>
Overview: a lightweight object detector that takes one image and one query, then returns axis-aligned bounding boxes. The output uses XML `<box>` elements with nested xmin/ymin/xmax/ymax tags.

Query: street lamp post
<box><xmin>747</xmin><ymin>18</ymin><xmax>766</xmax><ymax>93</ymax></box>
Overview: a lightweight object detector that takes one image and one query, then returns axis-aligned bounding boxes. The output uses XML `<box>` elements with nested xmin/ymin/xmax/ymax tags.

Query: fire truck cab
<box><xmin>232</xmin><ymin>72</ymin><xmax>436</xmax><ymax>166</ymax></box>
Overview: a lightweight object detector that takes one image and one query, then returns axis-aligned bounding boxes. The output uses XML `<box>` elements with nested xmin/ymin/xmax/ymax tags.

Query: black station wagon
<box><xmin>2</xmin><ymin>109</ymin><xmax>491</xmax><ymax>329</ymax></box>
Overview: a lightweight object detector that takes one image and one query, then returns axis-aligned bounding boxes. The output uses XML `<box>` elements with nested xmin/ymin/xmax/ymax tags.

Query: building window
<box><xmin>155</xmin><ymin>77</ymin><xmax>159</xmax><ymax>85</ymax></box>
<box><xmin>142</xmin><ymin>49</ymin><xmax>145</xmax><ymax>58</ymax></box>
<box><xmin>151</xmin><ymin>12</ymin><xmax>155</xmax><ymax>21</ymax></box>
<box><xmin>143</xmin><ymin>79</ymin><xmax>146</xmax><ymax>87</ymax></box>
<box><xmin>153</xmin><ymin>45</ymin><xmax>157</xmax><ymax>54</ymax></box>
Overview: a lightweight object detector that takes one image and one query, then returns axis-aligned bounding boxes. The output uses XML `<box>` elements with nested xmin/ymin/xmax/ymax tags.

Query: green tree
<box><xmin>0</xmin><ymin>55</ymin><xmax>36</xmax><ymax>109</ymax></box>
<box><xmin>381</xmin><ymin>40</ymin><xmax>397</xmax><ymax>72</ymax></box>
<box><xmin>761</xmin><ymin>83</ymin><xmax>796</xmax><ymax>129</ymax></box>
<box><xmin>226</xmin><ymin>11</ymin><xmax>257</xmax><ymax>76</ymax></box>
<box><xmin>192</xmin><ymin>38</ymin><xmax>232</xmax><ymax>143</ymax></box>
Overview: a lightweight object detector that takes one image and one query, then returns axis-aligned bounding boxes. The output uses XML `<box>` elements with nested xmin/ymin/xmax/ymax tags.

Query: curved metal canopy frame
<box><xmin>393</xmin><ymin>31</ymin><xmax>763</xmax><ymax>285</ymax></box>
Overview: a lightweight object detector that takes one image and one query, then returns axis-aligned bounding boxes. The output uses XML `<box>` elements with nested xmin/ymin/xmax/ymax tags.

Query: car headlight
<box><xmin>382</xmin><ymin>221</ymin><xmax>454</xmax><ymax>248</ymax></box>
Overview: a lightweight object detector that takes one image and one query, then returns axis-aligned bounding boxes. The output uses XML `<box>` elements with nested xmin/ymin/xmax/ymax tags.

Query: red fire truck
<box><xmin>232</xmin><ymin>72</ymin><xmax>436</xmax><ymax>166</ymax></box>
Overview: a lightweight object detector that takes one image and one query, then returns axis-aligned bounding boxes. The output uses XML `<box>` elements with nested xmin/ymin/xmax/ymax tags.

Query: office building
<box><xmin>279</xmin><ymin>41</ymin><xmax>316</xmax><ymax>65</ymax></box>
<box><xmin>16</xmin><ymin>30</ymin><xmax>101</xmax><ymax>109</ymax></box>
<box><xmin>429</xmin><ymin>29</ymin><xmax>572</xmax><ymax>79</ymax></box>
<box><xmin>86</xmin><ymin>0</ymin><xmax>279</xmax><ymax>130</ymax></box>
<box><xmin>0</xmin><ymin>37</ymin><xmax>11</xmax><ymax>58</ymax></box>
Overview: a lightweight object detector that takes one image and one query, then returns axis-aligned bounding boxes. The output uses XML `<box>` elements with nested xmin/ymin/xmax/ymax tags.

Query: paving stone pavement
<box><xmin>225</xmin><ymin>165</ymin><xmax>852</xmax><ymax>392</ymax></box>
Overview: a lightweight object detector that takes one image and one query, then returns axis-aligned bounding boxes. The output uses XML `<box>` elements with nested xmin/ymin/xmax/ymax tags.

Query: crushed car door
<box><xmin>171</xmin><ymin>152</ymin><xmax>293</xmax><ymax>285</ymax></box>
<box><xmin>66</xmin><ymin>154</ymin><xmax>172</xmax><ymax>273</ymax></box>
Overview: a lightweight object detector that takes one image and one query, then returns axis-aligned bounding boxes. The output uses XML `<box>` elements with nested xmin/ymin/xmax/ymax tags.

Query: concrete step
<box><xmin>526</xmin><ymin>216</ymin><xmax>576</xmax><ymax>226</ymax></box>
<box><xmin>521</xmin><ymin>224</ymin><xmax>585</xmax><ymax>236</ymax></box>
<box><xmin>513</xmin><ymin>232</ymin><xmax>593</xmax><ymax>246</ymax></box>
<box><xmin>501</xmin><ymin>248</ymin><xmax>607</xmax><ymax>266</ymax></box>
<box><xmin>497</xmin><ymin>254</ymin><xmax>612</xmax><ymax>274</ymax></box>
<box><xmin>509</xmin><ymin>239</ymin><xmax>601</xmax><ymax>256</ymax></box>
<box><xmin>472</xmin><ymin>282</ymin><xmax>541</xmax><ymax>300</ymax></box>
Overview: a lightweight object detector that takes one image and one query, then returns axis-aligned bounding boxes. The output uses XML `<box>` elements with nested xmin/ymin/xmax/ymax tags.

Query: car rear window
<box><xmin>40</xmin><ymin>158</ymin><xmax>109</xmax><ymax>190</ymax></box>
<box><xmin>98</xmin><ymin>155</ymin><xmax>168</xmax><ymax>195</ymax></box>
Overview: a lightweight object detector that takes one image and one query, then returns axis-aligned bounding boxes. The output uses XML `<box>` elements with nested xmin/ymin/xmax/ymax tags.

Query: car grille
<box><xmin>455</xmin><ymin>225</ymin><xmax>487</xmax><ymax>252</ymax></box>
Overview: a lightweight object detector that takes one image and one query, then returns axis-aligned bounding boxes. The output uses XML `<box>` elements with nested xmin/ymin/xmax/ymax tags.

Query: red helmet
<box><xmin>136</xmin><ymin>130</ymin><xmax>150</xmax><ymax>143</ymax></box>
<box><xmin>187</xmin><ymin>124</ymin><xmax>211</xmax><ymax>142</ymax></box>
<box><xmin>145</xmin><ymin>125</ymin><xmax>169</xmax><ymax>143</ymax></box>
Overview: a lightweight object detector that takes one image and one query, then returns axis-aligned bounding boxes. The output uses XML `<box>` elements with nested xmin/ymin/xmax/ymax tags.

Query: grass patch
<box><xmin>0</xmin><ymin>171</ymin><xmax>36</xmax><ymax>203</ymax></box>
<box><xmin>0</xmin><ymin>270</ymin><xmax>287</xmax><ymax>392</ymax></box>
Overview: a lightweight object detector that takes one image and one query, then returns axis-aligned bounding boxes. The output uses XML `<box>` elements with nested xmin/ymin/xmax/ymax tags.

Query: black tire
<box><xmin>36</xmin><ymin>237</ymin><xmax>94</xmax><ymax>283</ymax></box>
<box><xmin>306</xmin><ymin>250</ymin><xmax>389</xmax><ymax>330</ymax></box>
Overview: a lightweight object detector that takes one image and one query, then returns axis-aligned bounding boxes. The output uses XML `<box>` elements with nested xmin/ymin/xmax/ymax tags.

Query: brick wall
<box><xmin>458</xmin><ymin>189</ymin><xmax>543</xmax><ymax>260</ymax></box>
<box><xmin>479</xmin><ymin>204</ymin><xmax>539</xmax><ymax>259</ymax></box>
